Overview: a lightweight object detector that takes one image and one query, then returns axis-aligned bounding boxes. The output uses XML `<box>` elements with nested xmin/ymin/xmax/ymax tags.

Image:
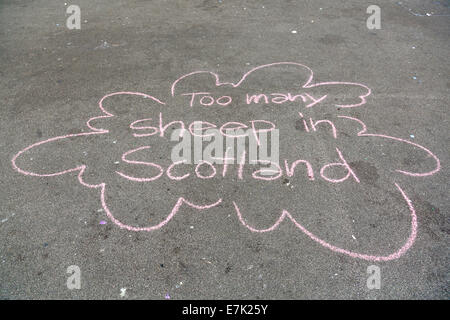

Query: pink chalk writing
<box><xmin>11</xmin><ymin>62</ymin><xmax>441</xmax><ymax>262</ymax></box>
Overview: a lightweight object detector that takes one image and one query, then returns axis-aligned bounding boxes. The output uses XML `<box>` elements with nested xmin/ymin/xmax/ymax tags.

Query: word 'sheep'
<box><xmin>12</xmin><ymin>62</ymin><xmax>440</xmax><ymax>262</ymax></box>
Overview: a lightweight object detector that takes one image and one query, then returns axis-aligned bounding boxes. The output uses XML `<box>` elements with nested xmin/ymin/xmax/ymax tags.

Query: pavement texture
<box><xmin>0</xmin><ymin>0</ymin><xmax>449</xmax><ymax>299</ymax></box>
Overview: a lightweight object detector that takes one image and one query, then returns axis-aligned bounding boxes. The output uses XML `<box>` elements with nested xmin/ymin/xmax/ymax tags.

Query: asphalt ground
<box><xmin>0</xmin><ymin>0</ymin><xmax>449</xmax><ymax>299</ymax></box>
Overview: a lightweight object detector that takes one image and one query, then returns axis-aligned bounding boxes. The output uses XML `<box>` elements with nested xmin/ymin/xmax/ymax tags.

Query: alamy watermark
<box><xmin>367</xmin><ymin>5</ymin><xmax>381</xmax><ymax>30</ymax></box>
<box><xmin>66</xmin><ymin>265</ymin><xmax>81</xmax><ymax>290</ymax></box>
<box><xmin>66</xmin><ymin>5</ymin><xmax>81</xmax><ymax>30</ymax></box>
<box><xmin>169</xmin><ymin>125</ymin><xmax>280</xmax><ymax>177</ymax></box>
<box><xmin>366</xmin><ymin>265</ymin><xmax>381</xmax><ymax>289</ymax></box>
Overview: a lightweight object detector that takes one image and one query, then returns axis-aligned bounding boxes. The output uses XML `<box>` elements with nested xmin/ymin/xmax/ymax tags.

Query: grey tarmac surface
<box><xmin>0</xmin><ymin>0</ymin><xmax>449</xmax><ymax>299</ymax></box>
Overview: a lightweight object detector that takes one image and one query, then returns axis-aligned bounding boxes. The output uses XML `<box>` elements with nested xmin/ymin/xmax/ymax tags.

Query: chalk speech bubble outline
<box><xmin>12</xmin><ymin>62</ymin><xmax>441</xmax><ymax>262</ymax></box>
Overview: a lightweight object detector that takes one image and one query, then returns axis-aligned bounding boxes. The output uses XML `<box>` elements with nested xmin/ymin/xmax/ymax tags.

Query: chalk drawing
<box><xmin>12</xmin><ymin>62</ymin><xmax>441</xmax><ymax>261</ymax></box>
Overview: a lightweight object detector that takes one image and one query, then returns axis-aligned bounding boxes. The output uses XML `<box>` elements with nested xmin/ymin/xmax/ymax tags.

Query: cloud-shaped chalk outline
<box><xmin>12</xmin><ymin>62</ymin><xmax>441</xmax><ymax>262</ymax></box>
